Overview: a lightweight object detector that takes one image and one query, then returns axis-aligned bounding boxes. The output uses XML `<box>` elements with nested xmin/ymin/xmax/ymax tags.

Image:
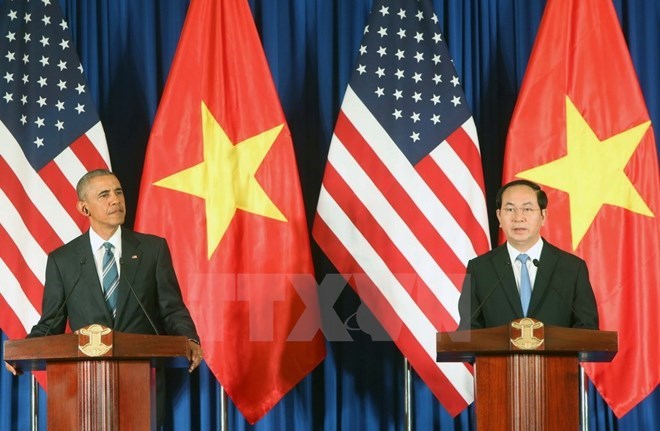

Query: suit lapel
<box><xmin>528</xmin><ymin>240</ymin><xmax>558</xmax><ymax>316</ymax></box>
<box><xmin>116</xmin><ymin>229</ymin><xmax>142</xmax><ymax>324</ymax></box>
<box><xmin>490</xmin><ymin>245</ymin><xmax>524</xmax><ymax>317</ymax></box>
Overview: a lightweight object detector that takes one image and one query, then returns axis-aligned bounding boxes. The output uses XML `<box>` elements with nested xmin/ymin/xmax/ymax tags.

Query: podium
<box><xmin>4</xmin><ymin>324</ymin><xmax>190</xmax><ymax>431</ymax></box>
<box><xmin>436</xmin><ymin>318</ymin><xmax>617</xmax><ymax>431</ymax></box>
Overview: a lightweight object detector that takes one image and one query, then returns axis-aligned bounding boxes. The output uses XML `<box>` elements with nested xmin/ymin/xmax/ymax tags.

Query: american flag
<box><xmin>0</xmin><ymin>0</ymin><xmax>110</xmax><ymax>340</ymax></box>
<box><xmin>313</xmin><ymin>0</ymin><xmax>490</xmax><ymax>414</ymax></box>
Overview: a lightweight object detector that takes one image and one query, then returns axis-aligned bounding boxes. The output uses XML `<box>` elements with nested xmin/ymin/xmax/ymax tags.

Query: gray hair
<box><xmin>76</xmin><ymin>169</ymin><xmax>115</xmax><ymax>200</ymax></box>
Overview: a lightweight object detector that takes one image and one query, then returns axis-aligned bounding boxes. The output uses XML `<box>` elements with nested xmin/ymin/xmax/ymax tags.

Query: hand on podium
<box><xmin>187</xmin><ymin>339</ymin><xmax>203</xmax><ymax>373</ymax></box>
<box><xmin>4</xmin><ymin>360</ymin><xmax>23</xmax><ymax>376</ymax></box>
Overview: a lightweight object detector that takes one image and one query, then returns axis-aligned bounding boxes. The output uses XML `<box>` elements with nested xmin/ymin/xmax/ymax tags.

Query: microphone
<box><xmin>464</xmin><ymin>260</ymin><xmax>511</xmax><ymax>328</ymax></box>
<box><xmin>532</xmin><ymin>259</ymin><xmax>589</xmax><ymax>328</ymax></box>
<box><xmin>43</xmin><ymin>257</ymin><xmax>86</xmax><ymax>337</ymax></box>
<box><xmin>120</xmin><ymin>258</ymin><xmax>160</xmax><ymax>335</ymax></box>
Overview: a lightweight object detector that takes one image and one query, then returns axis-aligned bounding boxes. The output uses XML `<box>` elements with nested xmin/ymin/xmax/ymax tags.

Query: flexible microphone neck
<box><xmin>532</xmin><ymin>259</ymin><xmax>588</xmax><ymax>328</ymax></box>
<box><xmin>466</xmin><ymin>260</ymin><xmax>511</xmax><ymax>327</ymax></box>
<box><xmin>119</xmin><ymin>258</ymin><xmax>160</xmax><ymax>335</ymax></box>
<box><xmin>44</xmin><ymin>257</ymin><xmax>86</xmax><ymax>337</ymax></box>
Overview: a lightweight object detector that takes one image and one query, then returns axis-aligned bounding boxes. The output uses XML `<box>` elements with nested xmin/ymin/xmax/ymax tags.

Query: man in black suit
<box><xmin>458</xmin><ymin>179</ymin><xmax>599</xmax><ymax>330</ymax></box>
<box><xmin>6</xmin><ymin>169</ymin><xmax>203</xmax><ymax>374</ymax></box>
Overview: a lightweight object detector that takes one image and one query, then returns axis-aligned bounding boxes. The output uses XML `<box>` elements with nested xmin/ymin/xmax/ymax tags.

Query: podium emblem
<box><xmin>78</xmin><ymin>324</ymin><xmax>113</xmax><ymax>357</ymax></box>
<box><xmin>510</xmin><ymin>318</ymin><xmax>544</xmax><ymax>350</ymax></box>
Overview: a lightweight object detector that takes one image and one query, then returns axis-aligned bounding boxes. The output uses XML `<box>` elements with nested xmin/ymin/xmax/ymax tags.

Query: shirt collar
<box><xmin>506</xmin><ymin>237</ymin><xmax>543</xmax><ymax>263</ymax></box>
<box><xmin>89</xmin><ymin>225</ymin><xmax>122</xmax><ymax>255</ymax></box>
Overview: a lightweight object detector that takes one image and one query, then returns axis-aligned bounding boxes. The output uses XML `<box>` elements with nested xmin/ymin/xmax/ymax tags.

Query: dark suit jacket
<box><xmin>29</xmin><ymin>229</ymin><xmax>199</xmax><ymax>341</ymax></box>
<box><xmin>458</xmin><ymin>239</ymin><xmax>598</xmax><ymax>330</ymax></box>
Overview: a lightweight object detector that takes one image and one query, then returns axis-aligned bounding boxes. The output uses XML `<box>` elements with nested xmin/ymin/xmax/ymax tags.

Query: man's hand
<box><xmin>4</xmin><ymin>361</ymin><xmax>22</xmax><ymax>376</ymax></box>
<box><xmin>187</xmin><ymin>340</ymin><xmax>203</xmax><ymax>373</ymax></box>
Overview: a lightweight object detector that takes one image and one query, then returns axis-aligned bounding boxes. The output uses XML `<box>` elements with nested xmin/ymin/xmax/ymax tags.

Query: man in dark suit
<box><xmin>458</xmin><ymin>179</ymin><xmax>599</xmax><ymax>330</ymax></box>
<box><xmin>5</xmin><ymin>169</ymin><xmax>203</xmax><ymax>374</ymax></box>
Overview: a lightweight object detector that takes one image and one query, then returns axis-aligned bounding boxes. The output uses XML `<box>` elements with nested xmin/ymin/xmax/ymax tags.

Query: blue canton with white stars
<box><xmin>1</xmin><ymin>0</ymin><xmax>98</xmax><ymax>171</ymax></box>
<box><xmin>350</xmin><ymin>0</ymin><xmax>472</xmax><ymax>165</ymax></box>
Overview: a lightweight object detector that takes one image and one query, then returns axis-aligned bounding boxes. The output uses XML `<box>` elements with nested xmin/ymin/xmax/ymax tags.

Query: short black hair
<box><xmin>76</xmin><ymin>169</ymin><xmax>116</xmax><ymax>200</ymax></box>
<box><xmin>495</xmin><ymin>179</ymin><xmax>548</xmax><ymax>210</ymax></box>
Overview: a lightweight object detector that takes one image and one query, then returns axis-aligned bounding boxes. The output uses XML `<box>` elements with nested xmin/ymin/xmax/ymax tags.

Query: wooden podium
<box><xmin>4</xmin><ymin>324</ymin><xmax>189</xmax><ymax>431</ymax></box>
<box><xmin>436</xmin><ymin>318</ymin><xmax>617</xmax><ymax>431</ymax></box>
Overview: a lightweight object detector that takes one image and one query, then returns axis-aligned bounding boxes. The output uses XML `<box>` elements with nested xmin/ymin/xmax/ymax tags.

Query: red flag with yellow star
<box><xmin>134</xmin><ymin>0</ymin><xmax>325</xmax><ymax>423</ymax></box>
<box><xmin>502</xmin><ymin>0</ymin><xmax>659</xmax><ymax>417</ymax></box>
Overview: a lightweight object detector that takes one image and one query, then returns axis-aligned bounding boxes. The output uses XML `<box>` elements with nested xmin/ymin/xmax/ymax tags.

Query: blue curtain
<box><xmin>1</xmin><ymin>0</ymin><xmax>658</xmax><ymax>429</ymax></box>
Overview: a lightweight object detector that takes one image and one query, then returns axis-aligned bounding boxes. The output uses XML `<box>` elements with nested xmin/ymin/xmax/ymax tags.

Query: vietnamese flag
<box><xmin>135</xmin><ymin>0</ymin><xmax>325</xmax><ymax>423</ymax></box>
<box><xmin>502</xmin><ymin>0</ymin><xmax>659</xmax><ymax>417</ymax></box>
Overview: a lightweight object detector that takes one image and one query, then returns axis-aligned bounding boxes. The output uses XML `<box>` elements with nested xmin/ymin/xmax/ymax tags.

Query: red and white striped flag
<box><xmin>313</xmin><ymin>0</ymin><xmax>490</xmax><ymax>415</ymax></box>
<box><xmin>0</xmin><ymin>0</ymin><xmax>110</xmax><ymax>340</ymax></box>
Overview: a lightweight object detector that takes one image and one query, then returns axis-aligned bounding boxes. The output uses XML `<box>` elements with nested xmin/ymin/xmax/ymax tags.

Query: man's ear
<box><xmin>77</xmin><ymin>201</ymin><xmax>89</xmax><ymax>216</ymax></box>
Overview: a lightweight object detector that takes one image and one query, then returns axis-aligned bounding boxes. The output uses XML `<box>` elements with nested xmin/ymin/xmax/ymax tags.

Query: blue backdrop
<box><xmin>1</xmin><ymin>0</ymin><xmax>658</xmax><ymax>430</ymax></box>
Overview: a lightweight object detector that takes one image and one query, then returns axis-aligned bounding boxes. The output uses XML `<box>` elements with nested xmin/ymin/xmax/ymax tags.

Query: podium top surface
<box><xmin>436</xmin><ymin>322</ymin><xmax>617</xmax><ymax>363</ymax></box>
<box><xmin>4</xmin><ymin>327</ymin><xmax>190</xmax><ymax>371</ymax></box>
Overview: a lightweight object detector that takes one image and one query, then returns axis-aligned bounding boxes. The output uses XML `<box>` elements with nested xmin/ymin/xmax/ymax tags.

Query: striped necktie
<box><xmin>102</xmin><ymin>242</ymin><xmax>119</xmax><ymax>320</ymax></box>
<box><xmin>517</xmin><ymin>253</ymin><xmax>532</xmax><ymax>317</ymax></box>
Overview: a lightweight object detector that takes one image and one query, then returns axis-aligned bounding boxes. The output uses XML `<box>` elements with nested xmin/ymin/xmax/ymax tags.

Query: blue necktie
<box><xmin>102</xmin><ymin>242</ymin><xmax>119</xmax><ymax>320</ymax></box>
<box><xmin>517</xmin><ymin>253</ymin><xmax>532</xmax><ymax>316</ymax></box>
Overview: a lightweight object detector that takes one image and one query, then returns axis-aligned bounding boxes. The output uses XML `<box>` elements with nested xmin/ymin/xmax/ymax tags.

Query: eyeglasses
<box><xmin>500</xmin><ymin>207</ymin><xmax>542</xmax><ymax>216</ymax></box>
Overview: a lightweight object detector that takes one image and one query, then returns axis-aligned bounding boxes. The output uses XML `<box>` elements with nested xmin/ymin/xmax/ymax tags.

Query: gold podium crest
<box><xmin>510</xmin><ymin>318</ymin><xmax>545</xmax><ymax>350</ymax></box>
<box><xmin>77</xmin><ymin>324</ymin><xmax>113</xmax><ymax>357</ymax></box>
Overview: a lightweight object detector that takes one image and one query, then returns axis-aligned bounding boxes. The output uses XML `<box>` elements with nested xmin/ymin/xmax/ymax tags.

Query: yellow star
<box><xmin>516</xmin><ymin>96</ymin><xmax>653</xmax><ymax>250</ymax></box>
<box><xmin>154</xmin><ymin>101</ymin><xmax>287</xmax><ymax>258</ymax></box>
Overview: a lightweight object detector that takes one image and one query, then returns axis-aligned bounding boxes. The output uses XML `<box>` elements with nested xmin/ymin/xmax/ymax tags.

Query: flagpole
<box><xmin>30</xmin><ymin>374</ymin><xmax>38</xmax><ymax>431</ymax></box>
<box><xmin>403</xmin><ymin>358</ymin><xmax>412</xmax><ymax>431</ymax></box>
<box><xmin>579</xmin><ymin>366</ymin><xmax>589</xmax><ymax>430</ymax></box>
<box><xmin>220</xmin><ymin>385</ymin><xmax>228</xmax><ymax>431</ymax></box>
